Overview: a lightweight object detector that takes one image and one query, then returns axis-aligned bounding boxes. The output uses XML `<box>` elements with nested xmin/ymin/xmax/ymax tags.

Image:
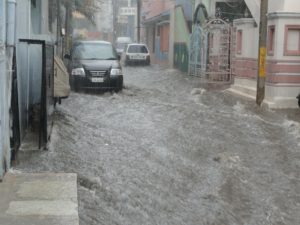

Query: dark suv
<box><xmin>66</xmin><ymin>41</ymin><xmax>123</xmax><ymax>92</ymax></box>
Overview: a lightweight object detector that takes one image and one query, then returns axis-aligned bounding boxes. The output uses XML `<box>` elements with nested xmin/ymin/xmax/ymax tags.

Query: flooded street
<box><xmin>16</xmin><ymin>65</ymin><xmax>300</xmax><ymax>225</ymax></box>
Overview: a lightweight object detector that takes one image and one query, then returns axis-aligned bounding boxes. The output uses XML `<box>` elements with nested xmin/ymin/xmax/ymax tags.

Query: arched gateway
<box><xmin>189</xmin><ymin>4</ymin><xmax>232</xmax><ymax>84</ymax></box>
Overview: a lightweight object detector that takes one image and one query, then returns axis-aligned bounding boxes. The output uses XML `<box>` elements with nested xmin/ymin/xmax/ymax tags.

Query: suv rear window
<box><xmin>127</xmin><ymin>45</ymin><xmax>148</xmax><ymax>54</ymax></box>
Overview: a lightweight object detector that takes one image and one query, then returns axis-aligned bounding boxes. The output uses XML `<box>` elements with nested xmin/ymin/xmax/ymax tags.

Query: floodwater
<box><xmin>16</xmin><ymin>65</ymin><xmax>300</xmax><ymax>225</ymax></box>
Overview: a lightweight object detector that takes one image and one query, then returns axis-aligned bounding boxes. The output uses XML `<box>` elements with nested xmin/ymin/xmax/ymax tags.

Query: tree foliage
<box><xmin>62</xmin><ymin>0</ymin><xmax>104</xmax><ymax>23</ymax></box>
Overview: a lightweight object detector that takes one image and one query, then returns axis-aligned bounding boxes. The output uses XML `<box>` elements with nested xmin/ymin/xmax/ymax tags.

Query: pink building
<box><xmin>229</xmin><ymin>0</ymin><xmax>300</xmax><ymax>108</ymax></box>
<box><xmin>141</xmin><ymin>0</ymin><xmax>175</xmax><ymax>63</ymax></box>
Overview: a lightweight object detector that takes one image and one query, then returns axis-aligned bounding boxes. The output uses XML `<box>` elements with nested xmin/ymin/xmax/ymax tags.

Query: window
<box><xmin>284</xmin><ymin>25</ymin><xmax>300</xmax><ymax>56</ymax></box>
<box><xmin>268</xmin><ymin>26</ymin><xmax>275</xmax><ymax>55</ymax></box>
<box><xmin>72</xmin><ymin>43</ymin><xmax>117</xmax><ymax>60</ymax></box>
<box><xmin>127</xmin><ymin>45</ymin><xmax>148</xmax><ymax>54</ymax></box>
<box><xmin>237</xmin><ymin>30</ymin><xmax>243</xmax><ymax>55</ymax></box>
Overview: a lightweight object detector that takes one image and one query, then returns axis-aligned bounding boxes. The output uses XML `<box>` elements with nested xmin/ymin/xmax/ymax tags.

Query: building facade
<box><xmin>230</xmin><ymin>0</ymin><xmax>300</xmax><ymax>108</ymax></box>
<box><xmin>1</xmin><ymin>0</ymin><xmax>62</xmax><ymax>179</ymax></box>
<box><xmin>0</xmin><ymin>0</ymin><xmax>16</xmax><ymax>180</ymax></box>
<box><xmin>141</xmin><ymin>0</ymin><xmax>175</xmax><ymax>63</ymax></box>
<box><xmin>173</xmin><ymin>0</ymin><xmax>193</xmax><ymax>72</ymax></box>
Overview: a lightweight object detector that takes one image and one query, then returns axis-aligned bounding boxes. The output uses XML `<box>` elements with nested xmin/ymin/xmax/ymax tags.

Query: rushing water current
<box><xmin>16</xmin><ymin>65</ymin><xmax>300</xmax><ymax>225</ymax></box>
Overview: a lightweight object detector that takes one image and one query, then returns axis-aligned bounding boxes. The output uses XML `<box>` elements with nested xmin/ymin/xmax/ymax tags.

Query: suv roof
<box><xmin>73</xmin><ymin>40</ymin><xmax>112</xmax><ymax>45</ymax></box>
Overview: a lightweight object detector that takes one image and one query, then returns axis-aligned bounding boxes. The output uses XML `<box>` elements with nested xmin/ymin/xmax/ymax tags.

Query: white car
<box><xmin>116</xmin><ymin>37</ymin><xmax>132</xmax><ymax>57</ymax></box>
<box><xmin>124</xmin><ymin>43</ymin><xmax>151</xmax><ymax>66</ymax></box>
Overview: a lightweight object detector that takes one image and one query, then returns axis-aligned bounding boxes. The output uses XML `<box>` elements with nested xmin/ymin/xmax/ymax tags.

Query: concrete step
<box><xmin>0</xmin><ymin>173</ymin><xmax>79</xmax><ymax>225</ymax></box>
<box><xmin>227</xmin><ymin>84</ymin><xmax>257</xmax><ymax>100</ymax></box>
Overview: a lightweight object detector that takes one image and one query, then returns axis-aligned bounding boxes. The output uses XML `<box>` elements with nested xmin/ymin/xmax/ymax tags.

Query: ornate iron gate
<box><xmin>189</xmin><ymin>19</ymin><xmax>232</xmax><ymax>84</ymax></box>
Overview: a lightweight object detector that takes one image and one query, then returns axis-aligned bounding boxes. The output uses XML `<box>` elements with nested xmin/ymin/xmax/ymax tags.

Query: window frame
<box><xmin>236</xmin><ymin>29</ymin><xmax>243</xmax><ymax>55</ymax></box>
<box><xmin>267</xmin><ymin>25</ymin><xmax>275</xmax><ymax>56</ymax></box>
<box><xmin>284</xmin><ymin>25</ymin><xmax>300</xmax><ymax>56</ymax></box>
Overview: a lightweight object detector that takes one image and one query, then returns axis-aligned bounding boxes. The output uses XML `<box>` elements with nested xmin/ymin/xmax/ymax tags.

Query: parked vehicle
<box><xmin>124</xmin><ymin>43</ymin><xmax>151</xmax><ymax>66</ymax></box>
<box><xmin>297</xmin><ymin>93</ymin><xmax>300</xmax><ymax>107</ymax></box>
<box><xmin>115</xmin><ymin>37</ymin><xmax>132</xmax><ymax>57</ymax></box>
<box><xmin>65</xmin><ymin>40</ymin><xmax>123</xmax><ymax>92</ymax></box>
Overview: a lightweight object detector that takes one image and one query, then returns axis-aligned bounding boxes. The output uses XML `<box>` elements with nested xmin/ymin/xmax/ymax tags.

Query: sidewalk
<box><xmin>0</xmin><ymin>172</ymin><xmax>79</xmax><ymax>225</ymax></box>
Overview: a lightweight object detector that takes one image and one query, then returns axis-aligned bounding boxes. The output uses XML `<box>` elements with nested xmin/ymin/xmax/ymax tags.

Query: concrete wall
<box><xmin>0</xmin><ymin>0</ymin><xmax>15</xmax><ymax>179</ymax></box>
<box><xmin>0</xmin><ymin>0</ymin><xmax>7</xmax><ymax>179</ymax></box>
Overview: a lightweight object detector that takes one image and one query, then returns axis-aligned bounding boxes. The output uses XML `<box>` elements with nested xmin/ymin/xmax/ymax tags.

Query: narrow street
<box><xmin>16</xmin><ymin>65</ymin><xmax>300</xmax><ymax>225</ymax></box>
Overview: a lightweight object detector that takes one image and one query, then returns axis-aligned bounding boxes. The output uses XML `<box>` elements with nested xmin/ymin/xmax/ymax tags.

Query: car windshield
<box><xmin>72</xmin><ymin>43</ymin><xmax>117</xmax><ymax>60</ymax></box>
<box><xmin>127</xmin><ymin>45</ymin><xmax>148</xmax><ymax>53</ymax></box>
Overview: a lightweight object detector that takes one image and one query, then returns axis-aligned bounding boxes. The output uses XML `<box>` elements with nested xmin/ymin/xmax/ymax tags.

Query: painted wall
<box><xmin>230</xmin><ymin>0</ymin><xmax>300</xmax><ymax>108</ymax></box>
<box><xmin>16</xmin><ymin>0</ymin><xmax>54</xmax><ymax>140</ymax></box>
<box><xmin>264</xmin><ymin>12</ymin><xmax>300</xmax><ymax>107</ymax></box>
<box><xmin>233</xmin><ymin>18</ymin><xmax>259</xmax><ymax>59</ymax></box>
<box><xmin>143</xmin><ymin>0</ymin><xmax>174</xmax><ymax>20</ymax></box>
<box><xmin>0</xmin><ymin>0</ymin><xmax>7</xmax><ymax>179</ymax></box>
<box><xmin>0</xmin><ymin>0</ymin><xmax>15</xmax><ymax>179</ymax></box>
<box><xmin>142</xmin><ymin>0</ymin><xmax>175</xmax><ymax>63</ymax></box>
<box><xmin>268</xmin><ymin>0</ymin><xmax>300</xmax><ymax>12</ymax></box>
<box><xmin>174</xmin><ymin>6</ymin><xmax>191</xmax><ymax>72</ymax></box>
<box><xmin>154</xmin><ymin>30</ymin><xmax>169</xmax><ymax>61</ymax></box>
<box><xmin>194</xmin><ymin>0</ymin><xmax>216</xmax><ymax>17</ymax></box>
<box><xmin>267</xmin><ymin>14</ymin><xmax>300</xmax><ymax>61</ymax></box>
<box><xmin>176</xmin><ymin>0</ymin><xmax>193</xmax><ymax>21</ymax></box>
<box><xmin>283</xmin><ymin>0</ymin><xmax>300</xmax><ymax>11</ymax></box>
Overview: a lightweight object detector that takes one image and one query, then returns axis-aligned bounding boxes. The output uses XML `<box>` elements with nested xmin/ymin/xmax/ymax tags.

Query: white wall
<box><xmin>0</xmin><ymin>0</ymin><xmax>14</xmax><ymax>179</ymax></box>
<box><xmin>233</xmin><ymin>18</ymin><xmax>259</xmax><ymax>58</ymax></box>
<box><xmin>268</xmin><ymin>12</ymin><xmax>300</xmax><ymax>60</ymax></box>
<box><xmin>283</xmin><ymin>0</ymin><xmax>300</xmax><ymax>12</ymax></box>
<box><xmin>268</xmin><ymin>0</ymin><xmax>284</xmax><ymax>13</ymax></box>
<box><xmin>0</xmin><ymin>0</ymin><xmax>6</xmax><ymax>179</ymax></box>
<box><xmin>269</xmin><ymin>0</ymin><xmax>300</xmax><ymax>13</ymax></box>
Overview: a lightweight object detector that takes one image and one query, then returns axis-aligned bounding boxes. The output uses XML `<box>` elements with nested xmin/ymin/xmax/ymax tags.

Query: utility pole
<box><xmin>137</xmin><ymin>0</ymin><xmax>141</xmax><ymax>42</ymax></box>
<box><xmin>112</xmin><ymin>0</ymin><xmax>117</xmax><ymax>44</ymax></box>
<box><xmin>256</xmin><ymin>0</ymin><xmax>269</xmax><ymax>106</ymax></box>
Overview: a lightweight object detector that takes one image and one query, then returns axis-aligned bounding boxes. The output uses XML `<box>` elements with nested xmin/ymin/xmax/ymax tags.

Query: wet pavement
<box><xmin>15</xmin><ymin>65</ymin><xmax>300</xmax><ymax>225</ymax></box>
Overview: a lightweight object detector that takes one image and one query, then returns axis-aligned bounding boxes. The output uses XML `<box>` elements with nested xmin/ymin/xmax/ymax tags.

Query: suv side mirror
<box><xmin>64</xmin><ymin>54</ymin><xmax>71</xmax><ymax>60</ymax></box>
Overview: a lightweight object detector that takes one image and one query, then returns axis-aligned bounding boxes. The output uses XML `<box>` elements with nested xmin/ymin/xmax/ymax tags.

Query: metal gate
<box><xmin>189</xmin><ymin>19</ymin><xmax>232</xmax><ymax>83</ymax></box>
